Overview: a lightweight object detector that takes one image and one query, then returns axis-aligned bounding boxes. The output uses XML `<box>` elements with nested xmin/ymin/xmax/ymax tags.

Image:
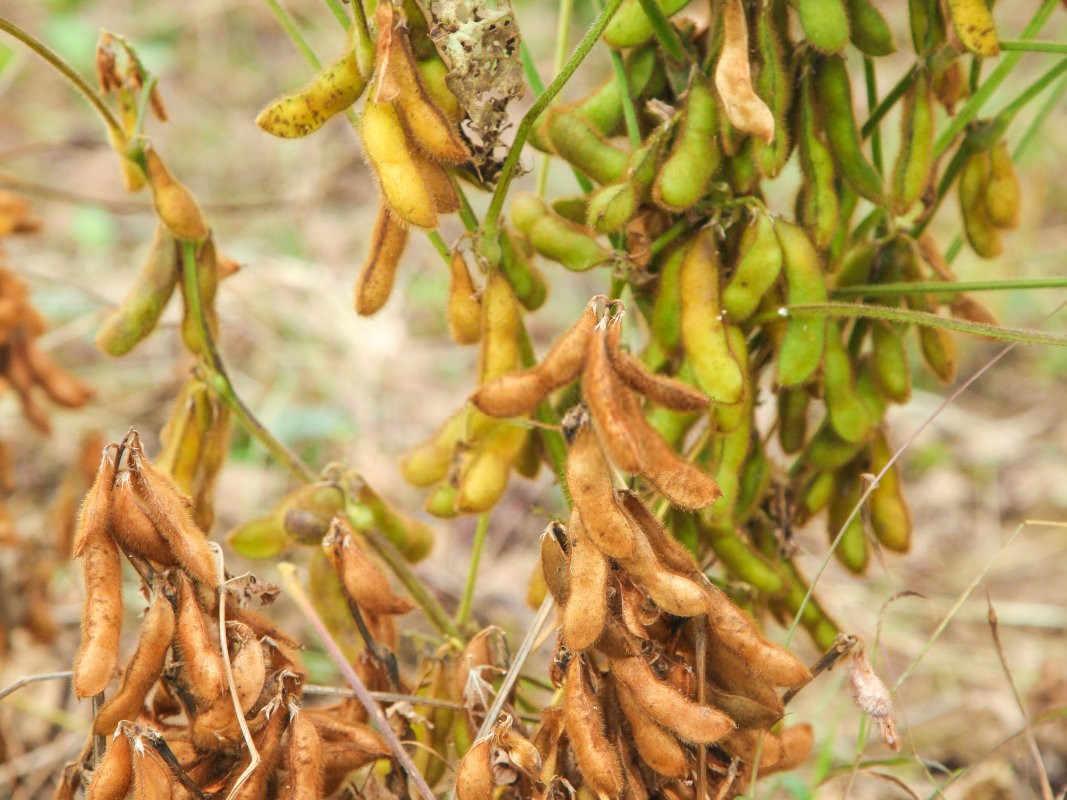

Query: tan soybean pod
<box><xmin>616</xmin><ymin>519</ymin><xmax>707</xmax><ymax>617</ymax></box>
<box><xmin>86</xmin><ymin>729</ymin><xmax>133</xmax><ymax>800</ymax></box>
<box><xmin>610</xmin><ymin>655</ymin><xmax>734</xmax><ymax>744</ymax></box>
<box><xmin>127</xmin><ymin>433</ymin><xmax>219</xmax><ymax>587</ymax></box>
<box><xmin>144</xmin><ymin>148</ymin><xmax>209</xmax><ymax>241</ymax></box>
<box><xmin>287</xmin><ymin>708</ymin><xmax>325</xmax><ymax>800</ymax></box>
<box><xmin>174</xmin><ymin>572</ymin><xmax>225</xmax><ymax>706</ymax></box>
<box><xmin>680</xmin><ymin>230</ymin><xmax>744</xmax><ymax>404</ymax></box>
<box><xmin>715</xmin><ymin>0</ymin><xmax>774</xmax><ymax>142</ymax></box>
<box><xmin>72</xmin><ymin>445</ymin><xmax>116</xmax><ymax>559</ymax></box>
<box><xmin>230</xmin><ymin>626</ymin><xmax>268</xmax><ymax>714</ymax></box>
<box><xmin>361</xmin><ymin>99</ymin><xmax>438</xmax><ymax>229</ymax></box>
<box><xmin>617</xmin><ymin>490</ymin><xmax>700</xmax><ymax>576</ymax></box>
<box><xmin>564</xmin><ymin>658</ymin><xmax>623</xmax><ymax>797</ymax></box>
<box><xmin>447</xmin><ymin>249</ymin><xmax>482</xmax><ymax>345</ymax></box>
<box><xmin>455</xmin><ymin>737</ymin><xmax>493</xmax><ymax>800</ymax></box>
<box><xmin>131</xmin><ymin>746</ymin><xmax>173</xmax><ymax>800</ymax></box>
<box><xmin>93</xmin><ymin>589</ymin><xmax>176</xmax><ymax>735</ymax></box>
<box><xmin>605</xmin><ymin>316</ymin><xmax>709</xmax><ymax>411</ymax></box>
<box><xmin>110</xmin><ymin>472</ymin><xmax>177</xmax><ymax>566</ymax></box>
<box><xmin>401</xmin><ymin>407</ymin><xmax>468</xmax><ymax>486</ymax></box>
<box><xmin>324</xmin><ymin>518</ymin><xmax>414</xmax><ymax>616</ymax></box>
<box><xmin>563</xmin><ymin>510</ymin><xmax>609</xmax><ymax>651</ymax></box>
<box><xmin>582</xmin><ymin>321</ymin><xmax>644</xmax><ymax>473</ymax></box>
<box><xmin>721</xmin><ymin>728</ymin><xmax>782</xmax><ymax>768</ymax></box>
<box><xmin>766</xmin><ymin>724</ymin><xmax>815</xmax><ymax>774</ymax></box>
<box><xmin>73</xmin><ymin>522</ymin><xmax>123</xmax><ymax>698</ymax></box>
<box><xmin>479</xmin><ymin>272</ymin><xmax>523</xmax><ymax>384</ymax></box>
<box><xmin>471</xmin><ymin>304</ymin><xmax>595</xmax><ymax>417</ymax></box>
<box><xmin>376</xmin><ymin>3</ymin><xmax>470</xmax><ymax>164</ymax></box>
<box><xmin>703</xmin><ymin>587</ymin><xmax>811</xmax><ymax>687</ymax></box>
<box><xmin>355</xmin><ymin>205</ymin><xmax>409</xmax><ymax>316</ymax></box>
<box><xmin>565</xmin><ymin>419</ymin><xmax>637</xmax><ymax>559</ymax></box>
<box><xmin>613</xmin><ymin>678</ymin><xmax>689</xmax><ymax>778</ymax></box>
<box><xmin>540</xmin><ymin>520</ymin><xmax>570</xmax><ymax>604</ymax></box>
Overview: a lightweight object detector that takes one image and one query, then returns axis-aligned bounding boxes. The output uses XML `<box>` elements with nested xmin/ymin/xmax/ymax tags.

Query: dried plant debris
<box><xmin>425</xmin><ymin>0</ymin><xmax>526</xmax><ymax>179</ymax></box>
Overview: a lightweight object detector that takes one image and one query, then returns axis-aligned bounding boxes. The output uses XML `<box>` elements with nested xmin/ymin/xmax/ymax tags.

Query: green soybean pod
<box><xmin>588</xmin><ymin>127</ymin><xmax>666</xmax><ymax>233</ymax></box>
<box><xmin>651</xmin><ymin>242</ymin><xmax>687</xmax><ymax>353</ymax></box>
<box><xmin>510</xmin><ymin>192</ymin><xmax>549</xmax><ymax>235</ymax></box>
<box><xmin>546</xmin><ymin>108</ymin><xmax>629</xmax><ymax>185</ymax></box>
<box><xmin>891</xmin><ymin>71</ymin><xmax>935</xmax><ymax>215</ymax></box>
<box><xmin>736</xmin><ymin>434</ymin><xmax>771</xmax><ymax>524</ymax></box>
<box><xmin>653</xmin><ymin>81</ymin><xmax>720</xmax><ymax>212</ymax></box>
<box><xmin>798</xmin><ymin>469</ymin><xmax>834</xmax><ymax>521</ymax></box>
<box><xmin>777</xmin><ymin>386</ymin><xmax>809</xmax><ymax>455</ymax></box>
<box><xmin>870</xmin><ymin>322</ymin><xmax>911</xmax><ymax>403</ymax></box>
<box><xmin>803</xmin><ymin>421</ymin><xmax>864</xmax><ymax>471</ymax></box>
<box><xmin>908</xmin><ymin>0</ymin><xmax>944</xmax><ymax>54</ymax></box>
<box><xmin>701</xmin><ymin>386</ymin><xmax>752</xmax><ymax>532</ymax></box>
<box><xmin>603</xmin><ymin>0</ymin><xmax>693</xmax><ymax>49</ymax></box>
<box><xmin>796</xmin><ymin>71</ymin><xmax>839</xmax><ymax>250</ymax></box>
<box><xmin>828</xmin><ymin>462</ymin><xmax>869</xmax><ymax>574</ymax></box>
<box><xmin>774</xmin><ymin>220</ymin><xmax>827</xmax><ymax>387</ymax></box>
<box><xmin>528</xmin><ymin>213</ymin><xmax>612</xmax><ymax>272</ymax></box>
<box><xmin>867</xmin><ymin>430</ymin><xmax>912</xmax><ymax>552</ymax></box>
<box><xmin>96</xmin><ymin>223</ymin><xmax>178</xmax><ymax>356</ymax></box>
<box><xmin>500</xmin><ymin>229</ymin><xmax>548</xmax><ymax>311</ymax></box>
<box><xmin>792</xmin><ymin>0</ymin><xmax>850</xmax><ymax>53</ymax></box>
<box><xmin>854</xmin><ymin>355</ymin><xmax>889</xmax><ymax>421</ymax></box>
<box><xmin>551</xmin><ymin>195</ymin><xmax>589</xmax><ymax>225</ymax></box>
<box><xmin>822</xmin><ymin>321</ymin><xmax>872</xmax><ymax>444</ymax></box>
<box><xmin>847</xmin><ymin>0</ymin><xmax>895</xmax><ymax>56</ymax></box>
<box><xmin>680</xmin><ymin>232</ymin><xmax>745</xmax><ymax>405</ymax></box>
<box><xmin>723</xmin><ymin>211</ymin><xmax>784</xmax><ymax>322</ymax></box>
<box><xmin>827</xmin><ymin>184</ymin><xmax>858</xmax><ymax>268</ymax></box>
<box><xmin>832</xmin><ymin>240</ymin><xmax>879</xmax><ymax>290</ymax></box>
<box><xmin>702</xmin><ymin>520</ymin><xmax>783</xmax><ymax>594</ymax></box>
<box><xmin>813</xmin><ymin>55</ymin><xmax>884</xmax><ymax>204</ymax></box>
<box><xmin>751</xmin><ymin>0</ymin><xmax>794</xmax><ymax>178</ymax></box>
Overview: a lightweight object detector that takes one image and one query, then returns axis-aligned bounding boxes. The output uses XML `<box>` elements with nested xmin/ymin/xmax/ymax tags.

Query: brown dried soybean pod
<box><xmin>86</xmin><ymin>729</ymin><xmax>133</xmax><ymax>800</ymax></box>
<box><xmin>355</xmin><ymin>204</ymin><xmax>409</xmax><ymax>316</ymax></box>
<box><xmin>565</xmin><ymin>420</ymin><xmax>636</xmax><ymax>559</ymax></box>
<box><xmin>110</xmin><ymin>473</ymin><xmax>177</xmax><ymax>566</ymax></box>
<box><xmin>73</xmin><ymin>522</ymin><xmax>123</xmax><ymax>698</ymax></box>
<box><xmin>93</xmin><ymin>588</ymin><xmax>176</xmax><ymax>735</ymax></box>
<box><xmin>455</xmin><ymin>737</ymin><xmax>493</xmax><ymax>800</ymax></box>
<box><xmin>613</xmin><ymin>679</ymin><xmax>689</xmax><ymax>778</ymax></box>
<box><xmin>287</xmin><ymin>708</ymin><xmax>325</xmax><ymax>800</ymax></box>
<box><xmin>605</xmin><ymin>316</ymin><xmax>709</xmax><ymax>411</ymax></box>
<box><xmin>565</xmin><ymin>658</ymin><xmax>623</xmax><ymax>797</ymax></box>
<box><xmin>144</xmin><ymin>148</ymin><xmax>209</xmax><ymax>241</ymax></box>
<box><xmin>72</xmin><ymin>445</ymin><xmax>116</xmax><ymax>559</ymax></box>
<box><xmin>715</xmin><ymin>0</ymin><xmax>774</xmax><ymax>142</ymax></box>
<box><xmin>174</xmin><ymin>571</ymin><xmax>225</xmax><ymax>706</ymax></box>
<box><xmin>563</xmin><ymin>511</ymin><xmax>609</xmax><ymax>651</ymax></box>
<box><xmin>582</xmin><ymin>321</ymin><xmax>644</xmax><ymax>474</ymax></box>
<box><xmin>610</xmin><ymin>655</ymin><xmax>734</xmax><ymax>744</ymax></box>
<box><xmin>131</xmin><ymin>746</ymin><xmax>173</xmax><ymax>800</ymax></box>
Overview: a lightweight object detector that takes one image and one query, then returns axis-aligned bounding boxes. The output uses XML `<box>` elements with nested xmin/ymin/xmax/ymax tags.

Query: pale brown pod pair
<box><xmin>471</xmin><ymin>301</ymin><xmax>597</xmax><ymax>417</ymax></box>
<box><xmin>563</xmin><ymin>656</ymin><xmax>623</xmax><ymax>798</ymax></box>
<box><xmin>173</xmin><ymin>571</ymin><xmax>226</xmax><ymax>707</ymax></box>
<box><xmin>561</xmin><ymin>510</ymin><xmax>609</xmax><ymax>652</ymax></box>
<box><xmin>613</xmin><ymin>677</ymin><xmax>689</xmax><ymax>779</ymax></box>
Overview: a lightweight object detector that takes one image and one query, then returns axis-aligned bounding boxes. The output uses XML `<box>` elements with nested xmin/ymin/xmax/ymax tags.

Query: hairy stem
<box><xmin>831</xmin><ymin>277</ymin><xmax>1067</xmax><ymax>298</ymax></box>
<box><xmin>455</xmin><ymin>513</ymin><xmax>491</xmax><ymax>628</ymax></box>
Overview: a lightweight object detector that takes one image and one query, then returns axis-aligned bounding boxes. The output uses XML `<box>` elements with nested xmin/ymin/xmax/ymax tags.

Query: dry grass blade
<box><xmin>0</xmin><ymin>670</ymin><xmax>72</xmax><ymax>701</ymax></box>
<box><xmin>211</xmin><ymin>543</ymin><xmax>260</xmax><ymax>800</ymax></box>
<box><xmin>986</xmin><ymin>594</ymin><xmax>1054</xmax><ymax>800</ymax></box>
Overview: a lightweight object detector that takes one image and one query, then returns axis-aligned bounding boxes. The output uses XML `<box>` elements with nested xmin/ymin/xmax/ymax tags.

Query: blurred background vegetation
<box><xmin>0</xmin><ymin>1</ymin><xmax>1066</xmax><ymax>797</ymax></box>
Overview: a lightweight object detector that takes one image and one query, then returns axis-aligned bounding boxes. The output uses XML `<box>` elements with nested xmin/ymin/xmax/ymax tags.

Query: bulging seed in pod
<box><xmin>448</xmin><ymin>249</ymin><xmax>483</xmax><ymax>345</ymax></box>
<box><xmin>564</xmin><ymin>657</ymin><xmax>623</xmax><ymax>797</ymax></box>
<box><xmin>703</xmin><ymin>591</ymin><xmax>811</xmax><ymax>688</ymax></box>
<box><xmin>604</xmin><ymin>314</ymin><xmax>708</xmax><ymax>412</ymax></box>
<box><xmin>86</xmin><ymin>727</ymin><xmax>133</xmax><ymax>800</ymax></box>
<box><xmin>173</xmin><ymin>571</ymin><xmax>225</xmax><ymax>707</ymax></box>
<box><xmin>143</xmin><ymin>148</ymin><xmax>208</xmax><ymax>241</ymax></box>
<box><xmin>609</xmin><ymin>655</ymin><xmax>734</xmax><ymax>744</ymax></box>
<box><xmin>562</xmin><ymin>509</ymin><xmax>609</xmax><ymax>651</ymax></box>
<box><xmin>564</xmin><ymin>418</ymin><xmax>637</xmax><ymax>559</ymax></box>
<box><xmin>286</xmin><ymin>708</ymin><xmax>325</xmax><ymax>800</ymax></box>
<box><xmin>455</xmin><ymin>737</ymin><xmax>494</xmax><ymax>800</ymax></box>
<box><xmin>582</xmin><ymin>320</ymin><xmax>643</xmax><ymax>473</ymax></box>
<box><xmin>613</xmin><ymin>677</ymin><xmax>689</xmax><ymax>778</ymax></box>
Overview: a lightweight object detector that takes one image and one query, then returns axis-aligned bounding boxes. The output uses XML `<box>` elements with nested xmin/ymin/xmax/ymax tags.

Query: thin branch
<box><xmin>455</xmin><ymin>513</ymin><xmax>491</xmax><ymax>629</ymax></box>
<box><xmin>0</xmin><ymin>671</ymin><xmax>72</xmax><ymax>701</ymax></box>
<box><xmin>986</xmin><ymin>595</ymin><xmax>1054</xmax><ymax>800</ymax></box>
<box><xmin>999</xmin><ymin>39</ymin><xmax>1067</xmax><ymax>55</ymax></box>
<box><xmin>182</xmin><ymin>241</ymin><xmax>316</xmax><ymax>483</ymax></box>
<box><xmin>262</xmin><ymin>0</ymin><xmax>321</xmax><ymax>69</ymax></box>
<box><xmin>278</xmin><ymin>562</ymin><xmax>438</xmax><ymax>800</ymax></box>
<box><xmin>634</xmin><ymin>0</ymin><xmax>687</xmax><ymax>63</ymax></box>
<box><xmin>751</xmin><ymin>302</ymin><xmax>1067</xmax><ymax>348</ymax></box>
<box><xmin>0</xmin><ymin>17</ymin><xmax>123</xmax><ymax>135</ymax></box>
<box><xmin>831</xmin><ymin>277</ymin><xmax>1067</xmax><ymax>298</ymax></box>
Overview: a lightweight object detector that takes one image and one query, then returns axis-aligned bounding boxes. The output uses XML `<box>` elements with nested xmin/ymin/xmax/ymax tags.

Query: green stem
<box><xmin>483</xmin><ymin>0</ymin><xmax>625</xmax><ymax>240</ymax></box>
<box><xmin>751</xmin><ymin>302</ymin><xmax>1067</xmax><ymax>348</ymax></box>
<box><xmin>0</xmin><ymin>17</ymin><xmax>123</xmax><ymax>136</ymax></box>
<box><xmin>994</xmin><ymin>56</ymin><xmax>1067</xmax><ymax>126</ymax></box>
<box><xmin>634</xmin><ymin>0</ymin><xmax>686</xmax><ymax>63</ymax></box>
<box><xmin>520</xmin><ymin>41</ymin><xmax>547</xmax><ymax>96</ymax></box>
<box><xmin>863</xmin><ymin>56</ymin><xmax>883</xmax><ymax>173</ymax></box>
<box><xmin>933</xmin><ymin>0</ymin><xmax>1059</xmax><ymax>157</ymax></box>
<box><xmin>649</xmin><ymin>218</ymin><xmax>689</xmax><ymax>256</ymax></box>
<box><xmin>455</xmin><ymin>513</ymin><xmax>491</xmax><ymax>628</ymax></box>
<box><xmin>426</xmin><ymin>230</ymin><xmax>451</xmax><ymax>260</ymax></box>
<box><xmin>999</xmin><ymin>39</ymin><xmax>1067</xmax><ymax>55</ymax></box>
<box><xmin>181</xmin><ymin>241</ymin><xmax>317</xmax><ymax>483</ymax></box>
<box><xmin>911</xmin><ymin>135</ymin><xmax>970</xmax><ymax>238</ymax></box>
<box><xmin>262</xmin><ymin>0</ymin><xmax>322</xmax><ymax>69</ymax></box>
<box><xmin>832</xmin><ymin>277</ymin><xmax>1067</xmax><ymax>298</ymax></box>
<box><xmin>608</xmin><ymin>48</ymin><xmax>641</xmax><ymax>148</ymax></box>
<box><xmin>1013</xmin><ymin>73</ymin><xmax>1067</xmax><ymax>163</ymax></box>
<box><xmin>322</xmin><ymin>0</ymin><xmax>351</xmax><ymax>30</ymax></box>
<box><xmin>861</xmin><ymin>65</ymin><xmax>915</xmax><ymax>141</ymax></box>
